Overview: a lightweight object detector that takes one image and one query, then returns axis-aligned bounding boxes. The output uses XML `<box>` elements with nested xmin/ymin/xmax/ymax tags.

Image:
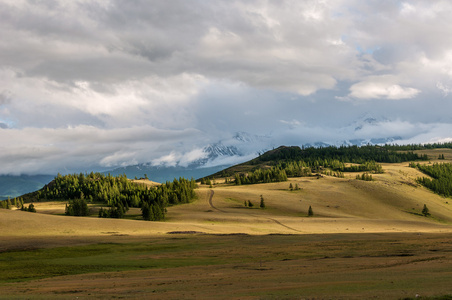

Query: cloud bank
<box><xmin>1</xmin><ymin>0</ymin><xmax>452</xmax><ymax>174</ymax></box>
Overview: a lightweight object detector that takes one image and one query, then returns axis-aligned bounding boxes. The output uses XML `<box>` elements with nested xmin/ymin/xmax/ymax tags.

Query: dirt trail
<box><xmin>207</xmin><ymin>189</ymin><xmax>301</xmax><ymax>232</ymax></box>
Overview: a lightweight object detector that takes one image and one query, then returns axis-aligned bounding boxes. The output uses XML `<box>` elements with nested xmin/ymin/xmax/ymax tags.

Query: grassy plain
<box><xmin>1</xmin><ymin>151</ymin><xmax>452</xmax><ymax>299</ymax></box>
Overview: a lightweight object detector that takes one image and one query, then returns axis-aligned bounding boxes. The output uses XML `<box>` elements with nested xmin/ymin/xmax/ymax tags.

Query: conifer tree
<box><xmin>422</xmin><ymin>204</ymin><xmax>430</xmax><ymax>216</ymax></box>
<box><xmin>260</xmin><ymin>195</ymin><xmax>265</xmax><ymax>208</ymax></box>
<box><xmin>27</xmin><ymin>203</ymin><xmax>36</xmax><ymax>213</ymax></box>
<box><xmin>308</xmin><ymin>205</ymin><xmax>313</xmax><ymax>217</ymax></box>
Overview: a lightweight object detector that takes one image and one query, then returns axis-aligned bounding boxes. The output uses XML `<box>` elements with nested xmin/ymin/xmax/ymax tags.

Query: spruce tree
<box><xmin>308</xmin><ymin>205</ymin><xmax>313</xmax><ymax>217</ymax></box>
<box><xmin>422</xmin><ymin>204</ymin><xmax>430</xmax><ymax>216</ymax></box>
<box><xmin>28</xmin><ymin>203</ymin><xmax>36</xmax><ymax>213</ymax></box>
<box><xmin>260</xmin><ymin>195</ymin><xmax>265</xmax><ymax>208</ymax></box>
<box><xmin>141</xmin><ymin>202</ymin><xmax>150</xmax><ymax>221</ymax></box>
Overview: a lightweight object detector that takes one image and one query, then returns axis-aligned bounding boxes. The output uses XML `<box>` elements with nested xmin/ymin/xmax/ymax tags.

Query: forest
<box><xmin>411</xmin><ymin>162</ymin><xmax>452</xmax><ymax>198</ymax></box>
<box><xmin>253</xmin><ymin>144</ymin><xmax>428</xmax><ymax>164</ymax></box>
<box><xmin>22</xmin><ymin>173</ymin><xmax>197</xmax><ymax>221</ymax></box>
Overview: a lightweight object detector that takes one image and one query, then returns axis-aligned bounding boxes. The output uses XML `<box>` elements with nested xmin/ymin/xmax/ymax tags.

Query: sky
<box><xmin>1</xmin><ymin>0</ymin><xmax>452</xmax><ymax>175</ymax></box>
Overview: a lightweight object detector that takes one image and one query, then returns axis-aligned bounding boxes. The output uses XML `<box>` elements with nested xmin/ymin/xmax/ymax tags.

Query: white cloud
<box><xmin>349</xmin><ymin>76</ymin><xmax>421</xmax><ymax>100</ymax></box>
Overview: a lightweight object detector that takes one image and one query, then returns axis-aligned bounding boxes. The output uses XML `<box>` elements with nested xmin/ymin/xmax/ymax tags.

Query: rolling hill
<box><xmin>1</xmin><ymin>146</ymin><xmax>452</xmax><ymax>299</ymax></box>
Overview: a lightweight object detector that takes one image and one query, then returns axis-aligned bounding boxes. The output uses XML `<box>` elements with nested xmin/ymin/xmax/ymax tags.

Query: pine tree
<box><xmin>289</xmin><ymin>183</ymin><xmax>293</xmax><ymax>191</ymax></box>
<box><xmin>248</xmin><ymin>200</ymin><xmax>254</xmax><ymax>208</ymax></box>
<box><xmin>308</xmin><ymin>205</ymin><xmax>313</xmax><ymax>217</ymax></box>
<box><xmin>260</xmin><ymin>195</ymin><xmax>265</xmax><ymax>208</ymax></box>
<box><xmin>27</xmin><ymin>203</ymin><xmax>36</xmax><ymax>213</ymax></box>
<box><xmin>422</xmin><ymin>204</ymin><xmax>430</xmax><ymax>216</ymax></box>
<box><xmin>141</xmin><ymin>202</ymin><xmax>151</xmax><ymax>221</ymax></box>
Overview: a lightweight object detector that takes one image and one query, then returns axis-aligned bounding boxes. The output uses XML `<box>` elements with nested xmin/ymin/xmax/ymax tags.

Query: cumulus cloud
<box><xmin>0</xmin><ymin>0</ymin><xmax>452</xmax><ymax>174</ymax></box>
<box><xmin>349</xmin><ymin>76</ymin><xmax>421</xmax><ymax>100</ymax></box>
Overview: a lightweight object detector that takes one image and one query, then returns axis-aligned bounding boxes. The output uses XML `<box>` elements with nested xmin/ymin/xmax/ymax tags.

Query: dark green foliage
<box><xmin>98</xmin><ymin>205</ymin><xmax>126</xmax><ymax>219</ymax></box>
<box><xmin>27</xmin><ymin>203</ymin><xmax>36</xmax><ymax>213</ymax></box>
<box><xmin>141</xmin><ymin>202</ymin><xmax>164</xmax><ymax>221</ymax></box>
<box><xmin>253</xmin><ymin>145</ymin><xmax>427</xmax><ymax>165</ymax></box>
<box><xmin>308</xmin><ymin>205</ymin><xmax>313</xmax><ymax>217</ymax></box>
<box><xmin>260</xmin><ymin>195</ymin><xmax>265</xmax><ymax>208</ymax></box>
<box><xmin>422</xmin><ymin>204</ymin><xmax>430</xmax><ymax>216</ymax></box>
<box><xmin>248</xmin><ymin>200</ymin><xmax>254</xmax><ymax>208</ymax></box>
<box><xmin>20</xmin><ymin>203</ymin><xmax>36</xmax><ymax>212</ymax></box>
<box><xmin>234</xmin><ymin>167</ymin><xmax>288</xmax><ymax>185</ymax></box>
<box><xmin>289</xmin><ymin>183</ymin><xmax>293</xmax><ymax>191</ymax></box>
<box><xmin>356</xmin><ymin>173</ymin><xmax>373</xmax><ymax>181</ymax></box>
<box><xmin>24</xmin><ymin>172</ymin><xmax>196</xmax><ymax>221</ymax></box>
<box><xmin>412</xmin><ymin>163</ymin><xmax>452</xmax><ymax>197</ymax></box>
<box><xmin>65</xmin><ymin>198</ymin><xmax>89</xmax><ymax>216</ymax></box>
<box><xmin>244</xmin><ymin>200</ymin><xmax>247</xmax><ymax>207</ymax></box>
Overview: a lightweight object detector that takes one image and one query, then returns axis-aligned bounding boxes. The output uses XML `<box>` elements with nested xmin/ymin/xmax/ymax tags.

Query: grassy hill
<box><xmin>1</xmin><ymin>146</ymin><xmax>452</xmax><ymax>299</ymax></box>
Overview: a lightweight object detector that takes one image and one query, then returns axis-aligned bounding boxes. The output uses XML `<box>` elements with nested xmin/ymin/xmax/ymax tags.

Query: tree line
<box><xmin>411</xmin><ymin>162</ymin><xmax>452</xmax><ymax>197</ymax></box>
<box><xmin>253</xmin><ymin>145</ymin><xmax>428</xmax><ymax>165</ymax></box>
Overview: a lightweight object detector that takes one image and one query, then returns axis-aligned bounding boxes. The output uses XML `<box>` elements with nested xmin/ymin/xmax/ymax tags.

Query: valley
<box><xmin>1</xmin><ymin>148</ymin><xmax>452</xmax><ymax>299</ymax></box>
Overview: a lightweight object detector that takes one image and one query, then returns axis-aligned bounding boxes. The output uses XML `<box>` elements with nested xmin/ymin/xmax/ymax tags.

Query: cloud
<box><xmin>349</xmin><ymin>77</ymin><xmax>421</xmax><ymax>100</ymax></box>
<box><xmin>0</xmin><ymin>125</ymin><xmax>207</xmax><ymax>175</ymax></box>
<box><xmin>1</xmin><ymin>1</ymin><xmax>452</xmax><ymax>174</ymax></box>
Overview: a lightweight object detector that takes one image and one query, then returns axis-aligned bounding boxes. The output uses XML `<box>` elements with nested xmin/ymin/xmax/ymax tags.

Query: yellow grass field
<box><xmin>1</xmin><ymin>154</ymin><xmax>452</xmax><ymax>299</ymax></box>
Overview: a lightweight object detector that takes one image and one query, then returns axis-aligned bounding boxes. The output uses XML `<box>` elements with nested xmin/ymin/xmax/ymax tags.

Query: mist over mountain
<box><xmin>2</xmin><ymin>113</ymin><xmax>451</xmax><ymax>198</ymax></box>
<box><xmin>106</xmin><ymin>115</ymin><xmax>417</xmax><ymax>182</ymax></box>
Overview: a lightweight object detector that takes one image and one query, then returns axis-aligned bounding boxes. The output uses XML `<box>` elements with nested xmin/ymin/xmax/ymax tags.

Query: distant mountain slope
<box><xmin>0</xmin><ymin>175</ymin><xmax>54</xmax><ymax>199</ymax></box>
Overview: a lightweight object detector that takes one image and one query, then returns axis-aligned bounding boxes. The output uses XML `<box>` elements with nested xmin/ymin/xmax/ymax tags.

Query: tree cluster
<box><xmin>412</xmin><ymin>163</ymin><xmax>452</xmax><ymax>197</ymax></box>
<box><xmin>0</xmin><ymin>197</ymin><xmax>24</xmax><ymax>209</ymax></box>
<box><xmin>20</xmin><ymin>203</ymin><xmax>36</xmax><ymax>212</ymax></box>
<box><xmin>26</xmin><ymin>172</ymin><xmax>196</xmax><ymax>221</ymax></box>
<box><xmin>356</xmin><ymin>173</ymin><xmax>373</xmax><ymax>181</ymax></box>
<box><xmin>234</xmin><ymin>167</ymin><xmax>288</xmax><ymax>185</ymax></box>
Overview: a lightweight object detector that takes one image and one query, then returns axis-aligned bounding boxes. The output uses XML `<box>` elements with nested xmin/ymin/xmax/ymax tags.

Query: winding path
<box><xmin>207</xmin><ymin>189</ymin><xmax>301</xmax><ymax>233</ymax></box>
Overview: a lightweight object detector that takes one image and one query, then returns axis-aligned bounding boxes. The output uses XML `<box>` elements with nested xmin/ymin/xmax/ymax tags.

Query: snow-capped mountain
<box><xmin>107</xmin><ymin>132</ymin><xmax>268</xmax><ymax>182</ymax></box>
<box><xmin>107</xmin><ymin>116</ymin><xmax>410</xmax><ymax>182</ymax></box>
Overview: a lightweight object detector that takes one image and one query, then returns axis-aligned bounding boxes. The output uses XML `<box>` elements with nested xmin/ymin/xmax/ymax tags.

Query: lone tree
<box><xmin>27</xmin><ymin>203</ymin><xmax>36</xmax><ymax>213</ymax></box>
<box><xmin>248</xmin><ymin>200</ymin><xmax>254</xmax><ymax>208</ymax></box>
<box><xmin>260</xmin><ymin>195</ymin><xmax>265</xmax><ymax>208</ymax></box>
<box><xmin>422</xmin><ymin>204</ymin><xmax>430</xmax><ymax>216</ymax></box>
<box><xmin>308</xmin><ymin>205</ymin><xmax>314</xmax><ymax>217</ymax></box>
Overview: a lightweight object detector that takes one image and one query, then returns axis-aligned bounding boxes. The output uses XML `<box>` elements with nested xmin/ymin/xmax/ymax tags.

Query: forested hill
<box><xmin>209</xmin><ymin>144</ymin><xmax>431</xmax><ymax>179</ymax></box>
<box><xmin>19</xmin><ymin>173</ymin><xmax>197</xmax><ymax>221</ymax></box>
